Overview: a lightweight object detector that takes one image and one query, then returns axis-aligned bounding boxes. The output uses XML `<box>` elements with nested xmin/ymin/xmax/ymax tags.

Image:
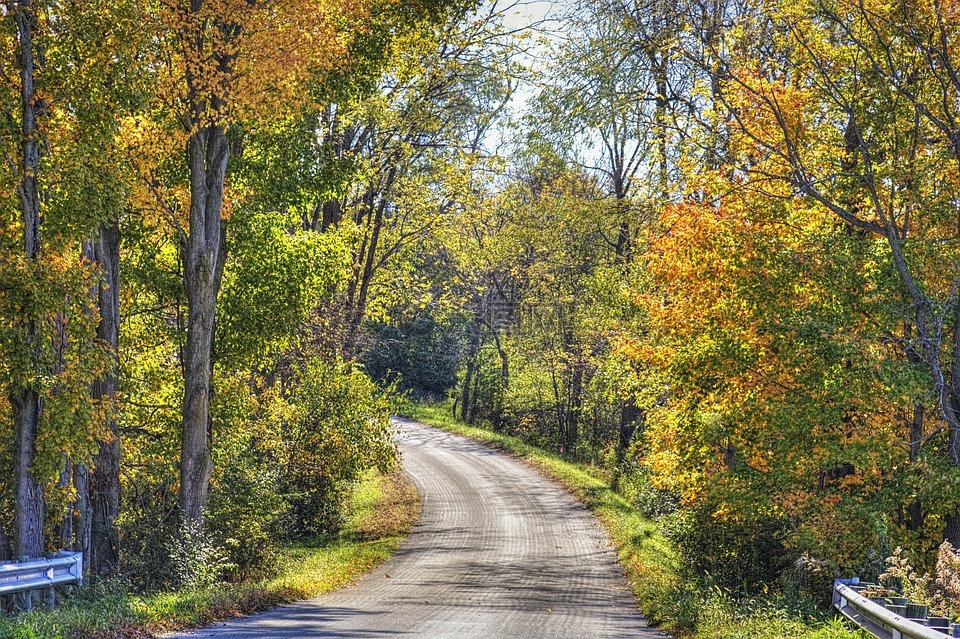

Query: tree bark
<box><xmin>460</xmin><ymin>318</ymin><xmax>481</xmax><ymax>423</ymax></box>
<box><xmin>565</xmin><ymin>361</ymin><xmax>583</xmax><ymax>455</ymax></box>
<box><xmin>180</xmin><ymin>126</ymin><xmax>230</xmax><ymax>526</ymax></box>
<box><xmin>905</xmin><ymin>402</ymin><xmax>926</xmax><ymax>532</ymax></box>
<box><xmin>946</xmin><ymin>512</ymin><xmax>960</xmax><ymax>549</ymax></box>
<box><xmin>612</xmin><ymin>399</ymin><xmax>643</xmax><ymax>489</ymax></box>
<box><xmin>951</xmin><ymin>291</ymin><xmax>960</xmax><ymax>467</ymax></box>
<box><xmin>619</xmin><ymin>399</ymin><xmax>642</xmax><ymax>451</ymax></box>
<box><xmin>947</xmin><ymin>295</ymin><xmax>960</xmax><ymax>546</ymax></box>
<box><xmin>468</xmin><ymin>360</ymin><xmax>481</xmax><ymax>424</ymax></box>
<box><xmin>460</xmin><ymin>359</ymin><xmax>474</xmax><ymax>423</ymax></box>
<box><xmin>489</xmin><ymin>327</ymin><xmax>509</xmax><ymax>387</ymax></box>
<box><xmin>319</xmin><ymin>199</ymin><xmax>342</xmax><ymax>231</ymax></box>
<box><xmin>89</xmin><ymin>220</ymin><xmax>121</xmax><ymax>576</ymax></box>
<box><xmin>345</xmin><ymin>169</ymin><xmax>396</xmax><ymax>357</ymax></box>
<box><xmin>58</xmin><ymin>458</ymin><xmax>73</xmax><ymax>549</ymax></box>
<box><xmin>11</xmin><ymin>0</ymin><xmax>45</xmax><ymax>564</ymax></box>
<box><xmin>72</xmin><ymin>463</ymin><xmax>91</xmax><ymax>571</ymax></box>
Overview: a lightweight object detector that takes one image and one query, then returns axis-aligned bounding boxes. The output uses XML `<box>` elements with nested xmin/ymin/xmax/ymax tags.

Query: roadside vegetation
<box><xmin>0</xmin><ymin>471</ymin><xmax>420</xmax><ymax>639</ymax></box>
<box><xmin>406</xmin><ymin>403</ymin><xmax>862</xmax><ymax>639</ymax></box>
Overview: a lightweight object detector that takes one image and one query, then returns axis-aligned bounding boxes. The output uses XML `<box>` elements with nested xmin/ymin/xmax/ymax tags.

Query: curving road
<box><xmin>170</xmin><ymin>418</ymin><xmax>663</xmax><ymax>638</ymax></box>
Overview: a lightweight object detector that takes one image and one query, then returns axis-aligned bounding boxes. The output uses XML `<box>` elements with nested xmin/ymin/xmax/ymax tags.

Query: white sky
<box><xmin>478</xmin><ymin>0</ymin><xmax>572</xmax><ymax>155</ymax></box>
<box><xmin>502</xmin><ymin>0</ymin><xmax>560</xmax><ymax>29</ymax></box>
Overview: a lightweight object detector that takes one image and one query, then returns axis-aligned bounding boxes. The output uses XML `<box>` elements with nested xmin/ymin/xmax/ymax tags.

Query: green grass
<box><xmin>0</xmin><ymin>471</ymin><xmax>421</xmax><ymax>639</ymax></box>
<box><xmin>405</xmin><ymin>402</ymin><xmax>864</xmax><ymax>639</ymax></box>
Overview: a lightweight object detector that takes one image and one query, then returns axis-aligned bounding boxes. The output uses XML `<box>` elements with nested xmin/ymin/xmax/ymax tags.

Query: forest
<box><xmin>2</xmin><ymin>0</ymin><xmax>960</xmax><ymax>633</ymax></box>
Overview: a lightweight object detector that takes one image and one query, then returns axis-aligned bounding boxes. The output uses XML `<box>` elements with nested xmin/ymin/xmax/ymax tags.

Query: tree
<box><xmin>603</xmin><ymin>0</ymin><xmax>960</xmax><ymax>576</ymax></box>
<box><xmin>299</xmin><ymin>0</ymin><xmax>515</xmax><ymax>358</ymax></box>
<box><xmin>64</xmin><ymin>0</ymin><xmax>146</xmax><ymax>578</ymax></box>
<box><xmin>698</xmin><ymin>0</ymin><xmax>960</xmax><ymax>546</ymax></box>
<box><xmin>144</xmin><ymin>0</ymin><xmax>369</xmax><ymax>526</ymax></box>
<box><xmin>0</xmin><ymin>0</ymin><xmax>132</xmax><ymax>581</ymax></box>
<box><xmin>8</xmin><ymin>0</ymin><xmax>45</xmax><ymax>563</ymax></box>
<box><xmin>87</xmin><ymin>219</ymin><xmax>122</xmax><ymax>576</ymax></box>
<box><xmin>528</xmin><ymin>0</ymin><xmax>692</xmax><ymax>456</ymax></box>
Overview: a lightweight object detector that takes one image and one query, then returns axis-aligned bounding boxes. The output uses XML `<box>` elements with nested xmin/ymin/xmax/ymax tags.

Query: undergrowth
<box><xmin>0</xmin><ymin>470</ymin><xmax>420</xmax><ymax>639</ymax></box>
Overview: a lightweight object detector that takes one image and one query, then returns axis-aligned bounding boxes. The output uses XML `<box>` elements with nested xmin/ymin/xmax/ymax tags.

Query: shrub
<box><xmin>663</xmin><ymin>499</ymin><xmax>790</xmax><ymax>595</ymax></box>
<box><xmin>282</xmin><ymin>359</ymin><xmax>397</xmax><ymax>537</ymax></box>
<box><xmin>166</xmin><ymin>521</ymin><xmax>236</xmax><ymax>590</ymax></box>
<box><xmin>362</xmin><ymin>314</ymin><xmax>465</xmax><ymax>399</ymax></box>
<box><xmin>208</xmin><ymin>376</ymin><xmax>287</xmax><ymax>580</ymax></box>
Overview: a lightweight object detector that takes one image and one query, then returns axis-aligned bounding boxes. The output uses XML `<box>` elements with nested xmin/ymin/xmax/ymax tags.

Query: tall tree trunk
<box><xmin>318</xmin><ymin>199</ymin><xmax>342</xmax><ymax>231</ymax></box>
<box><xmin>612</xmin><ymin>399</ymin><xmax>643</xmax><ymax>489</ymax></box>
<box><xmin>614</xmin><ymin>218</ymin><xmax>630</xmax><ymax>260</ymax></box>
<box><xmin>461</xmin><ymin>319</ymin><xmax>482</xmax><ymax>423</ymax></box>
<box><xmin>180</xmin><ymin>127</ymin><xmax>230</xmax><ymax>526</ymax></box>
<box><xmin>347</xmin><ymin>199</ymin><xmax>384</xmax><ymax>354</ymax></box>
<box><xmin>619</xmin><ymin>399</ymin><xmax>642</xmax><ymax>452</ymax></box>
<box><xmin>468</xmin><ymin>360</ymin><xmax>482</xmax><ymax>424</ymax></box>
<box><xmin>12</xmin><ymin>0</ymin><xmax>45</xmax><ymax>564</ymax></box>
<box><xmin>89</xmin><ymin>220</ymin><xmax>121</xmax><ymax>576</ymax></box>
<box><xmin>490</xmin><ymin>328</ymin><xmax>509</xmax><ymax>386</ymax></box>
<box><xmin>945</xmin><ymin>295</ymin><xmax>960</xmax><ymax>546</ymax></box>
<box><xmin>565</xmin><ymin>362</ymin><xmax>583</xmax><ymax>455</ymax></box>
<box><xmin>905</xmin><ymin>402</ymin><xmax>925</xmax><ymax>532</ymax></box>
<box><xmin>652</xmin><ymin>51</ymin><xmax>669</xmax><ymax>202</ymax></box>
<box><xmin>345</xmin><ymin>170</ymin><xmax>396</xmax><ymax>357</ymax></box>
<box><xmin>898</xmin><ymin>325</ymin><xmax>927</xmax><ymax>533</ymax></box>
<box><xmin>488</xmin><ymin>327</ymin><xmax>509</xmax><ymax>429</ymax></box>
<box><xmin>460</xmin><ymin>359</ymin><xmax>474</xmax><ymax>423</ymax></box>
<box><xmin>73</xmin><ymin>463</ymin><xmax>91</xmax><ymax>571</ymax></box>
<box><xmin>58</xmin><ymin>458</ymin><xmax>73</xmax><ymax>549</ymax></box>
<box><xmin>946</xmin><ymin>513</ymin><xmax>960</xmax><ymax>549</ymax></box>
<box><xmin>560</xmin><ymin>312</ymin><xmax>581</xmax><ymax>455</ymax></box>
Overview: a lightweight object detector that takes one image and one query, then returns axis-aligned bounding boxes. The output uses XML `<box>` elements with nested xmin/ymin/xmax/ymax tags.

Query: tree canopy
<box><xmin>4</xmin><ymin>0</ymin><xmax>960</xmax><ymax>614</ymax></box>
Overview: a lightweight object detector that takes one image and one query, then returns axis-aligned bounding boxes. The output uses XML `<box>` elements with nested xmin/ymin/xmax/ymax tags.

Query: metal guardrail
<box><xmin>0</xmin><ymin>552</ymin><xmax>83</xmax><ymax>597</ymax></box>
<box><xmin>834</xmin><ymin>579</ymin><xmax>957</xmax><ymax>639</ymax></box>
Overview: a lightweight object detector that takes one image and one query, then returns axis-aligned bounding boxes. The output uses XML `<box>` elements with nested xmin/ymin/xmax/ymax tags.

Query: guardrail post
<box><xmin>71</xmin><ymin>551</ymin><xmax>82</xmax><ymax>587</ymax></box>
<box><xmin>15</xmin><ymin>556</ymin><xmax>32</xmax><ymax>612</ymax></box>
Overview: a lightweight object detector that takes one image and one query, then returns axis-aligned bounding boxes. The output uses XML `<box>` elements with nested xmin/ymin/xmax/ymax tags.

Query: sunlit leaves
<box><xmin>150</xmin><ymin>0</ymin><xmax>367</xmax><ymax>133</ymax></box>
<box><xmin>218</xmin><ymin>209</ymin><xmax>350</xmax><ymax>368</ymax></box>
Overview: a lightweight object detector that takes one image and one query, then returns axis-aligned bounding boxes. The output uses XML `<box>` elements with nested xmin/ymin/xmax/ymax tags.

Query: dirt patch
<box><xmin>357</xmin><ymin>470</ymin><xmax>422</xmax><ymax>540</ymax></box>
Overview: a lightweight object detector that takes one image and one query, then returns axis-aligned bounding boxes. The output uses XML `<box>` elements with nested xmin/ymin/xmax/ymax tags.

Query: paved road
<box><xmin>170</xmin><ymin>418</ymin><xmax>663</xmax><ymax>638</ymax></box>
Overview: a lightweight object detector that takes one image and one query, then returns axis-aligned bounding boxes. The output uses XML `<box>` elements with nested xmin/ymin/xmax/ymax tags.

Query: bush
<box><xmin>208</xmin><ymin>443</ymin><xmax>285</xmax><ymax>581</ymax></box>
<box><xmin>662</xmin><ymin>500</ymin><xmax>790</xmax><ymax>595</ymax></box>
<box><xmin>282</xmin><ymin>359</ymin><xmax>397</xmax><ymax>537</ymax></box>
<box><xmin>613</xmin><ymin>452</ymin><xmax>680</xmax><ymax>520</ymax></box>
<box><xmin>166</xmin><ymin>521</ymin><xmax>236</xmax><ymax>590</ymax></box>
<box><xmin>208</xmin><ymin>376</ymin><xmax>287</xmax><ymax>581</ymax></box>
<box><xmin>876</xmin><ymin>542</ymin><xmax>960</xmax><ymax>620</ymax></box>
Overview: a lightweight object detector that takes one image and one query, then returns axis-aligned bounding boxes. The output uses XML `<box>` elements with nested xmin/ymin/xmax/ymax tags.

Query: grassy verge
<box><xmin>405</xmin><ymin>402</ymin><xmax>863</xmax><ymax>639</ymax></box>
<box><xmin>0</xmin><ymin>470</ymin><xmax>421</xmax><ymax>639</ymax></box>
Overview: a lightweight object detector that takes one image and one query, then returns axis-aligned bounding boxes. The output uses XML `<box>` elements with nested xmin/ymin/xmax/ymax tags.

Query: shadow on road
<box><xmin>185</xmin><ymin>606</ymin><xmax>401</xmax><ymax>638</ymax></box>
